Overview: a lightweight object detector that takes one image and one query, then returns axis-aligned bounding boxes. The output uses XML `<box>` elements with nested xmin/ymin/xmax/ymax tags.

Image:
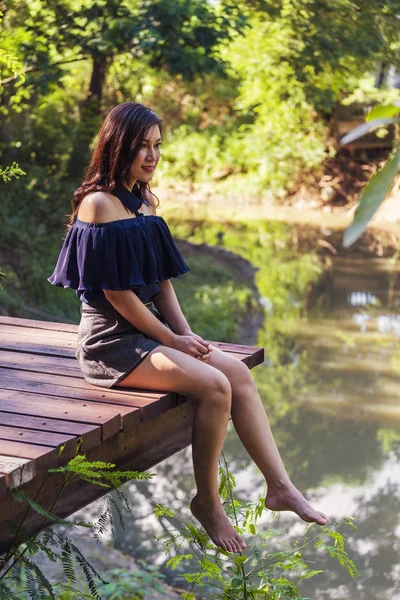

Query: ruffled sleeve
<box><xmin>47</xmin><ymin>216</ymin><xmax>190</xmax><ymax>292</ymax></box>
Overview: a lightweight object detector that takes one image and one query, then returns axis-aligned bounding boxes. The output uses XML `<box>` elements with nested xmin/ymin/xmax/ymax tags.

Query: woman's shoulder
<box><xmin>77</xmin><ymin>191</ymin><xmax>119</xmax><ymax>224</ymax></box>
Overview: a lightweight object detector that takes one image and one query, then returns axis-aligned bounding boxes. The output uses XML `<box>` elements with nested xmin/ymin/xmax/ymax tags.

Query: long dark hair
<box><xmin>68</xmin><ymin>102</ymin><xmax>163</xmax><ymax>227</ymax></box>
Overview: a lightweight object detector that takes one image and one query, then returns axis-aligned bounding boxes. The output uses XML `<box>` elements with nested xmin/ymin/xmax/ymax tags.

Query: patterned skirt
<box><xmin>75</xmin><ymin>299</ymin><xmax>169</xmax><ymax>388</ymax></box>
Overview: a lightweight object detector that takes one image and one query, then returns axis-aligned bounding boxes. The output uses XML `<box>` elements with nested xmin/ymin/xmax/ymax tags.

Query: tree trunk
<box><xmin>67</xmin><ymin>54</ymin><xmax>111</xmax><ymax>181</ymax></box>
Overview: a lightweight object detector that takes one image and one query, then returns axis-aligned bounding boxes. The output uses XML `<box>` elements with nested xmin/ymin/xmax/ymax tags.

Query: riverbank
<box><xmin>158</xmin><ymin>188</ymin><xmax>400</xmax><ymax>260</ymax></box>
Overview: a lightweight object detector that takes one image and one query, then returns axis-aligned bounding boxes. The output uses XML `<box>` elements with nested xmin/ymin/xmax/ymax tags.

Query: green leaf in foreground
<box><xmin>343</xmin><ymin>148</ymin><xmax>400</xmax><ymax>248</ymax></box>
<box><xmin>366</xmin><ymin>102</ymin><xmax>400</xmax><ymax>121</ymax></box>
<box><xmin>340</xmin><ymin>118</ymin><xmax>395</xmax><ymax>146</ymax></box>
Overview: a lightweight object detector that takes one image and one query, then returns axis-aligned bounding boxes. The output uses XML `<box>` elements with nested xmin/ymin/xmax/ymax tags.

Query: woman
<box><xmin>48</xmin><ymin>101</ymin><xmax>328</xmax><ymax>554</ymax></box>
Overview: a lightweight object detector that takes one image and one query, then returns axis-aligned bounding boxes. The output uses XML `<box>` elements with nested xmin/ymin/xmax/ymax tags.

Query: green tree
<box><xmin>2</xmin><ymin>0</ymin><xmax>245</xmax><ymax>179</ymax></box>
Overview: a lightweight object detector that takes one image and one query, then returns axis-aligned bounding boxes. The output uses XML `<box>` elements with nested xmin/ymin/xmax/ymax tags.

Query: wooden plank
<box><xmin>0</xmin><ymin>324</ymin><xmax>79</xmax><ymax>341</ymax></box>
<box><xmin>0</xmin><ymin>374</ymin><xmax>178</xmax><ymax>426</ymax></box>
<box><xmin>0</xmin><ymin>389</ymin><xmax>125</xmax><ymax>439</ymax></box>
<box><xmin>0</xmin><ymin>350</ymin><xmax>82</xmax><ymax>377</ymax></box>
<box><xmin>0</xmin><ymin>439</ymin><xmax>57</xmax><ymax>470</ymax></box>
<box><xmin>0</xmin><ymin>331</ymin><xmax>76</xmax><ymax>352</ymax></box>
<box><xmin>0</xmin><ymin>316</ymin><xmax>264</xmax><ymax>513</ymax></box>
<box><xmin>0</xmin><ymin>337</ymin><xmax>262</xmax><ymax>370</ymax></box>
<box><xmin>0</xmin><ymin>315</ymin><xmax>78</xmax><ymax>333</ymax></box>
<box><xmin>0</xmin><ymin>424</ymin><xmax>76</xmax><ymax>448</ymax></box>
<box><xmin>0</xmin><ymin>319</ymin><xmax>264</xmax><ymax>360</ymax></box>
<box><xmin>211</xmin><ymin>340</ymin><xmax>264</xmax><ymax>356</ymax></box>
<box><xmin>0</xmin><ymin>398</ymin><xmax>196</xmax><ymax>551</ymax></box>
<box><xmin>0</xmin><ymin>367</ymin><xmax>170</xmax><ymax>402</ymax></box>
<box><xmin>0</xmin><ymin>349</ymin><xmax>259</xmax><ymax>385</ymax></box>
<box><xmin>0</xmin><ymin>456</ymin><xmax>35</xmax><ymax>490</ymax></box>
<box><xmin>0</xmin><ymin>412</ymin><xmax>101</xmax><ymax>451</ymax></box>
<box><xmin>0</xmin><ymin>339</ymin><xmax>74</xmax><ymax>358</ymax></box>
<box><xmin>2</xmin><ymin>323</ymin><xmax>264</xmax><ymax>358</ymax></box>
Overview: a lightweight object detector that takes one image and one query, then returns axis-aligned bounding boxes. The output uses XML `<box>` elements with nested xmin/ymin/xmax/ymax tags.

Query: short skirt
<box><xmin>75</xmin><ymin>300</ymin><xmax>170</xmax><ymax>388</ymax></box>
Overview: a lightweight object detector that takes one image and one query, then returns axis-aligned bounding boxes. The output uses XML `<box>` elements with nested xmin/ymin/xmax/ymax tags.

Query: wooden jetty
<box><xmin>0</xmin><ymin>315</ymin><xmax>264</xmax><ymax>552</ymax></box>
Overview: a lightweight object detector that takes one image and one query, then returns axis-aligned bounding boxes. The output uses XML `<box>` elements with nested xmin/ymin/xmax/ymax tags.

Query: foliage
<box><xmin>96</xmin><ymin>566</ymin><xmax>166</xmax><ymax>599</ymax></box>
<box><xmin>0</xmin><ymin>15</ymin><xmax>25</xmax><ymax>183</ymax></box>
<box><xmin>0</xmin><ymin>448</ymin><xmax>154</xmax><ymax>599</ymax></box>
<box><xmin>158</xmin><ymin>1</ymin><xmax>400</xmax><ymax>196</ymax></box>
<box><xmin>154</xmin><ymin>452</ymin><xmax>358</xmax><ymax>599</ymax></box>
<box><xmin>173</xmin><ymin>250</ymin><xmax>257</xmax><ymax>343</ymax></box>
<box><xmin>1</xmin><ymin>0</ymin><xmax>246</xmax><ymax>178</ymax></box>
<box><xmin>168</xmin><ymin>217</ymin><xmax>323</xmax><ymax>364</ymax></box>
<box><xmin>2</xmin><ymin>1</ymin><xmax>400</xmax><ymax>198</ymax></box>
<box><xmin>341</xmin><ymin>101</ymin><xmax>400</xmax><ymax>247</ymax></box>
<box><xmin>0</xmin><ymin>174</ymin><xmax>78</xmax><ymax>318</ymax></box>
<box><xmin>0</xmin><ymin>161</ymin><xmax>25</xmax><ymax>183</ymax></box>
<box><xmin>260</xmin><ymin>0</ymin><xmax>400</xmax><ymax>112</ymax></box>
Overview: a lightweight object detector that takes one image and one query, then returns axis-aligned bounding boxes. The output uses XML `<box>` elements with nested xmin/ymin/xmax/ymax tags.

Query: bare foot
<box><xmin>190</xmin><ymin>495</ymin><xmax>247</xmax><ymax>553</ymax></box>
<box><xmin>265</xmin><ymin>482</ymin><xmax>328</xmax><ymax>526</ymax></box>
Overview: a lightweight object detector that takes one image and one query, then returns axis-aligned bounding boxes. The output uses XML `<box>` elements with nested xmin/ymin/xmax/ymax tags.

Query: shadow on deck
<box><xmin>0</xmin><ymin>315</ymin><xmax>264</xmax><ymax>553</ymax></box>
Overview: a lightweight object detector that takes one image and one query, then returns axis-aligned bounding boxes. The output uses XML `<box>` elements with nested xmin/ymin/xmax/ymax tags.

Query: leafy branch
<box><xmin>340</xmin><ymin>101</ymin><xmax>400</xmax><ymax>247</ymax></box>
<box><xmin>0</xmin><ymin>445</ymin><xmax>154</xmax><ymax>599</ymax></box>
<box><xmin>155</xmin><ymin>453</ymin><xmax>358</xmax><ymax>599</ymax></box>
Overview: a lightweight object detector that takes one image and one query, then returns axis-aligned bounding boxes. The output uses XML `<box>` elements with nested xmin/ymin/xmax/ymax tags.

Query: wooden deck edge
<box><xmin>0</xmin><ymin>315</ymin><xmax>265</xmax><ymax>551</ymax></box>
<box><xmin>0</xmin><ymin>398</ymin><xmax>196</xmax><ymax>552</ymax></box>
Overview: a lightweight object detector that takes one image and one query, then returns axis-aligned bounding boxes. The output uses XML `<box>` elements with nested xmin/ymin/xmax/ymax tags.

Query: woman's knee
<box><xmin>208</xmin><ymin>347</ymin><xmax>254</xmax><ymax>389</ymax></box>
<box><xmin>196</xmin><ymin>369</ymin><xmax>232</xmax><ymax>411</ymax></box>
<box><xmin>229</xmin><ymin>358</ymin><xmax>253</xmax><ymax>388</ymax></box>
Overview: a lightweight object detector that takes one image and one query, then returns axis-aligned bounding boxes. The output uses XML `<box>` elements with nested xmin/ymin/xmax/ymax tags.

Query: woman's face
<box><xmin>128</xmin><ymin>124</ymin><xmax>161</xmax><ymax>186</ymax></box>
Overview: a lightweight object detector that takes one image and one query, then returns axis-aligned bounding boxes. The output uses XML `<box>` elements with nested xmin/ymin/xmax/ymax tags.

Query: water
<box><xmin>292</xmin><ymin>256</ymin><xmax>400</xmax><ymax>599</ymax></box>
<box><xmin>82</xmin><ymin>253</ymin><xmax>400</xmax><ymax>598</ymax></box>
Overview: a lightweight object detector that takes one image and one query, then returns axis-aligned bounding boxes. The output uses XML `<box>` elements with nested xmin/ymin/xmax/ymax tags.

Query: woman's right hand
<box><xmin>168</xmin><ymin>333</ymin><xmax>211</xmax><ymax>360</ymax></box>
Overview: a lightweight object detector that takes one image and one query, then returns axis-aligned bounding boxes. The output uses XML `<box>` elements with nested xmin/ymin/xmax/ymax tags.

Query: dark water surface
<box><xmin>80</xmin><ymin>254</ymin><xmax>400</xmax><ymax>599</ymax></box>
<box><xmin>278</xmin><ymin>256</ymin><xmax>400</xmax><ymax>599</ymax></box>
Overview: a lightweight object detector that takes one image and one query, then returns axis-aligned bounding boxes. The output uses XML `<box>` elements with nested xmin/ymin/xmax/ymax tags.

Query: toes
<box><xmin>221</xmin><ymin>539</ymin><xmax>233</xmax><ymax>553</ymax></box>
<box><xmin>232</xmin><ymin>539</ymin><xmax>241</xmax><ymax>553</ymax></box>
<box><xmin>308</xmin><ymin>511</ymin><xmax>328</xmax><ymax>525</ymax></box>
<box><xmin>317</xmin><ymin>512</ymin><xmax>329</xmax><ymax>525</ymax></box>
<box><xmin>235</xmin><ymin>534</ymin><xmax>246</xmax><ymax>551</ymax></box>
<box><xmin>320</xmin><ymin>512</ymin><xmax>329</xmax><ymax>521</ymax></box>
<box><xmin>219</xmin><ymin>540</ymin><xmax>229</xmax><ymax>552</ymax></box>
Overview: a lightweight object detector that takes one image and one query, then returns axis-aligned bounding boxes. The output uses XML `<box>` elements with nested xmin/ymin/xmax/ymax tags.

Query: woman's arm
<box><xmin>104</xmin><ymin>288</ymin><xmax>176</xmax><ymax>344</ymax></box>
<box><xmin>152</xmin><ymin>279</ymin><xmax>192</xmax><ymax>335</ymax></box>
<box><xmin>103</xmin><ymin>287</ymin><xmax>210</xmax><ymax>359</ymax></box>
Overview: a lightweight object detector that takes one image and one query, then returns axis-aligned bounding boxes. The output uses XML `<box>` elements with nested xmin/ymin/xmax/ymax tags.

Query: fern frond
<box><xmin>61</xmin><ymin>540</ymin><xmax>76</xmax><ymax>584</ymax></box>
<box><xmin>113</xmin><ymin>488</ymin><xmax>132</xmax><ymax>515</ymax></box>
<box><xmin>53</xmin><ymin>582</ymin><xmax>94</xmax><ymax>599</ymax></box>
<box><xmin>50</xmin><ymin>455</ymin><xmax>154</xmax><ymax>493</ymax></box>
<box><xmin>21</xmin><ymin>556</ymin><xmax>55</xmax><ymax>599</ymax></box>
<box><xmin>0</xmin><ymin>580</ymin><xmax>12</xmax><ymax>600</ymax></box>
<box><xmin>9</xmin><ymin>560</ymin><xmax>22</xmax><ymax>585</ymax></box>
<box><xmin>109</xmin><ymin>495</ymin><xmax>125</xmax><ymax>531</ymax></box>
<box><xmin>154</xmin><ymin>503</ymin><xmax>176</xmax><ymax>518</ymax></box>
<box><xmin>11</xmin><ymin>490</ymin><xmax>76</xmax><ymax>527</ymax></box>
<box><xmin>24</xmin><ymin>564</ymin><xmax>38</xmax><ymax>599</ymax></box>
<box><xmin>93</xmin><ymin>506</ymin><xmax>111</xmax><ymax>542</ymax></box>
<box><xmin>69</xmin><ymin>540</ymin><xmax>106</xmax><ymax>586</ymax></box>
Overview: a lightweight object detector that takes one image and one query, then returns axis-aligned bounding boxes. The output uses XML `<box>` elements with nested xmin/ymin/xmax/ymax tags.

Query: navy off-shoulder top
<box><xmin>47</xmin><ymin>185</ymin><xmax>190</xmax><ymax>305</ymax></box>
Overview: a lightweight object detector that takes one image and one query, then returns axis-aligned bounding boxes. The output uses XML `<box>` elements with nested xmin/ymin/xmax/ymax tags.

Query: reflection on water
<box><xmin>78</xmin><ymin>251</ymin><xmax>400</xmax><ymax>599</ymax></box>
<box><xmin>291</xmin><ymin>255</ymin><xmax>400</xmax><ymax>599</ymax></box>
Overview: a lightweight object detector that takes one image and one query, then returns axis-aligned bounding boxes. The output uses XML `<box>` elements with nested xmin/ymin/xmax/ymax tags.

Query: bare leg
<box><xmin>114</xmin><ymin>346</ymin><xmax>246</xmax><ymax>552</ymax></box>
<box><xmin>205</xmin><ymin>346</ymin><xmax>328</xmax><ymax>525</ymax></box>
